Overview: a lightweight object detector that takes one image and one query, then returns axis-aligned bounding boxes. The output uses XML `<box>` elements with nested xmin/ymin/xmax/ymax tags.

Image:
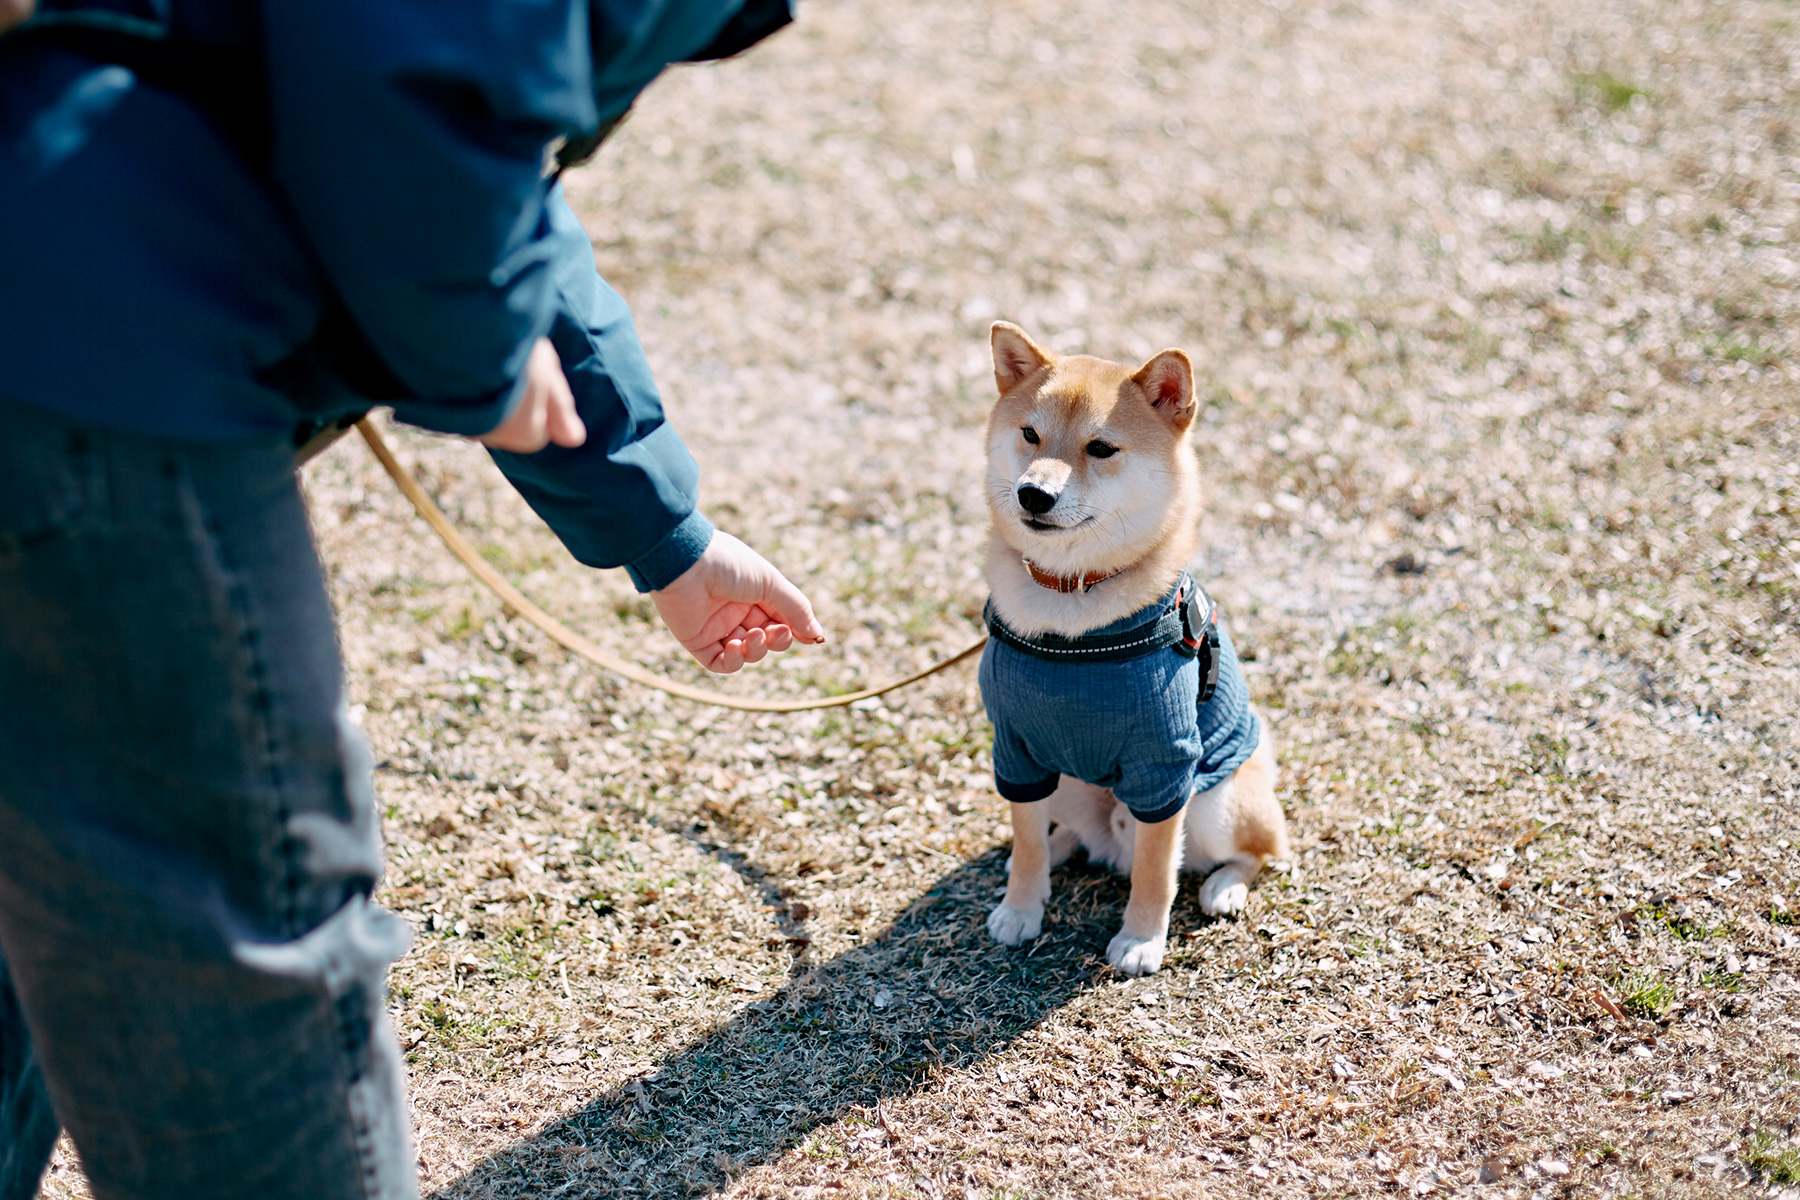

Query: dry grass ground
<box><xmin>41</xmin><ymin>0</ymin><xmax>1800</xmax><ymax>1196</ymax></box>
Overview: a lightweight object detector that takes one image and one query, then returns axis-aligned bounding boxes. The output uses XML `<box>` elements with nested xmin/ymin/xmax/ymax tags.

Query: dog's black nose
<box><xmin>1016</xmin><ymin>484</ymin><xmax>1056</xmax><ymax>515</ymax></box>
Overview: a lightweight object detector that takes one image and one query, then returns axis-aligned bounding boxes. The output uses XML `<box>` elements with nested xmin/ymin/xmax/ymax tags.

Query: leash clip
<box><xmin>1175</xmin><ymin>581</ymin><xmax>1222</xmax><ymax>703</ymax></box>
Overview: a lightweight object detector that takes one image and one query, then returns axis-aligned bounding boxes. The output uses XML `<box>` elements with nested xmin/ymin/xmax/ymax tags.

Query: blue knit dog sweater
<box><xmin>978</xmin><ymin>576</ymin><xmax>1260</xmax><ymax>824</ymax></box>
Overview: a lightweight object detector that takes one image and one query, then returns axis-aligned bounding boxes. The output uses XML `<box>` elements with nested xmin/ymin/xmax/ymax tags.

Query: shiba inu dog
<box><xmin>978</xmin><ymin>321</ymin><xmax>1289</xmax><ymax>976</ymax></box>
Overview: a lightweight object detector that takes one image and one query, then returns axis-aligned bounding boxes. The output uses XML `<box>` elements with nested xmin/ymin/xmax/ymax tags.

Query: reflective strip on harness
<box><xmin>984</xmin><ymin>571</ymin><xmax>1222</xmax><ymax>699</ymax></box>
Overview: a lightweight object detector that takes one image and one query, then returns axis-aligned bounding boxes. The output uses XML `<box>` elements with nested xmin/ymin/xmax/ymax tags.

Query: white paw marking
<box><xmin>1107</xmin><ymin>932</ymin><xmax>1166</xmax><ymax>976</ymax></box>
<box><xmin>1200</xmin><ymin>875</ymin><xmax>1249</xmax><ymax>916</ymax></box>
<box><xmin>987</xmin><ymin>903</ymin><xmax>1044</xmax><ymax>946</ymax></box>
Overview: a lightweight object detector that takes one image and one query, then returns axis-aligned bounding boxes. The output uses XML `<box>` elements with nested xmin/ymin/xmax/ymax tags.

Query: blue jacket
<box><xmin>0</xmin><ymin>0</ymin><xmax>788</xmax><ymax>590</ymax></box>
<box><xmin>979</xmin><ymin>579</ymin><xmax>1261</xmax><ymax>824</ymax></box>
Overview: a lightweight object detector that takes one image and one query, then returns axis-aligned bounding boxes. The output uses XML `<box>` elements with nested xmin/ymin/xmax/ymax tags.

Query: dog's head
<box><xmin>984</xmin><ymin>321</ymin><xmax>1198</xmax><ymax>568</ymax></box>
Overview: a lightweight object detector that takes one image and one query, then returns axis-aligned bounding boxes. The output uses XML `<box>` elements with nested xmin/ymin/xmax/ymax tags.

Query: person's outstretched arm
<box><xmin>264</xmin><ymin>1</ymin><xmax>821</xmax><ymax>671</ymax></box>
<box><xmin>481</xmin><ymin>191</ymin><xmax>824</xmax><ymax>672</ymax></box>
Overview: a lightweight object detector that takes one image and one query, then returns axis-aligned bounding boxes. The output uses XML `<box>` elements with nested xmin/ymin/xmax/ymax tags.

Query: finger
<box><xmin>545</xmin><ymin>387</ymin><xmax>586</xmax><ymax>449</ymax></box>
<box><xmin>513</xmin><ymin>339</ymin><xmax>559</xmax><ymax>451</ymax></box>
<box><xmin>723</xmin><ymin>640</ymin><xmax>748</xmax><ymax>673</ymax></box>
<box><xmin>743</xmin><ymin>614</ymin><xmax>801</xmax><ymax>652</ymax></box>
<box><xmin>710</xmin><ymin>639</ymin><xmax>745</xmax><ymax>675</ymax></box>
<box><xmin>739</xmin><ymin>627</ymin><xmax>768</xmax><ymax>664</ymax></box>
<box><xmin>757</xmin><ymin>570</ymin><xmax>825</xmax><ymax>644</ymax></box>
<box><xmin>477</xmin><ymin>396</ymin><xmax>549</xmax><ymax>454</ymax></box>
<box><xmin>509</xmin><ymin>397</ymin><xmax>549</xmax><ymax>454</ymax></box>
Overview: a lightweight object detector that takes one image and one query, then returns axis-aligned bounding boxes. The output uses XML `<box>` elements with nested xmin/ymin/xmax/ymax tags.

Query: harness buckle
<box><xmin>1177</xmin><ymin>582</ymin><xmax>1222</xmax><ymax>704</ymax></box>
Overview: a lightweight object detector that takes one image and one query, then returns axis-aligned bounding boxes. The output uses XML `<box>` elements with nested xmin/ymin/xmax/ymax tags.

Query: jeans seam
<box><xmin>188</xmin><ymin>473</ymin><xmax>303</xmax><ymax>940</ymax></box>
<box><xmin>338</xmin><ymin>986</ymin><xmax>385</xmax><ymax>1199</ymax></box>
<box><xmin>186</xmin><ymin>459</ymin><xmax>390</xmax><ymax>1196</ymax></box>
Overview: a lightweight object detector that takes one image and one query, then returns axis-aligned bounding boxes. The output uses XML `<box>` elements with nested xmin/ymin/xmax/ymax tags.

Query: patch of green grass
<box><xmin>1613</xmin><ymin>967</ymin><xmax>1677</xmax><ymax>1018</ymax></box>
<box><xmin>1636</xmin><ymin>899</ymin><xmax>1728</xmax><ymax>941</ymax></box>
<box><xmin>1527</xmin><ymin>731</ymin><xmax>1572</xmax><ymax>780</ymax></box>
<box><xmin>1325</xmin><ymin>633</ymin><xmax>1383</xmax><ymax>679</ymax></box>
<box><xmin>800</xmin><ymin>1136</ymin><xmax>843</xmax><ymax>1160</ymax></box>
<box><xmin>477</xmin><ymin>541</ymin><xmax>517</xmax><ymax>571</ymax></box>
<box><xmin>1746</xmin><ymin>1128</ymin><xmax>1800</xmax><ymax>1183</ymax></box>
<box><xmin>369</xmin><ymin>574</ymin><xmax>423</xmax><ymax>598</ymax></box>
<box><xmin>418</xmin><ymin>997</ymin><xmax>496</xmax><ymax>1046</ymax></box>
<box><xmin>1576</xmin><ymin>72</ymin><xmax>1650</xmax><ymax>113</ymax></box>
<box><xmin>420</xmin><ymin>997</ymin><xmax>456</xmax><ymax>1031</ymax></box>
<box><xmin>1530</xmin><ymin>220</ymin><xmax>1578</xmax><ymax>262</ymax></box>
<box><xmin>1326</xmin><ymin>614</ymin><xmax>1430</xmax><ymax>682</ymax></box>
<box><xmin>707</xmin><ymin>161</ymin><xmax>746</xmax><ymax>189</ymax></box>
<box><xmin>1362</xmin><ymin>811</ymin><xmax>1426</xmax><ymax>839</ymax></box>
<box><xmin>612</xmin><ymin>594</ymin><xmax>658</xmax><ymax>623</ymax></box>
<box><xmin>1459</xmin><ymin>328</ymin><xmax>1504</xmax><ymax>370</ymax></box>
<box><xmin>581</xmin><ymin>831</ymin><xmax>621</xmax><ymax>863</ymax></box>
<box><xmin>486</xmin><ymin>922</ymin><xmax>550</xmax><ymax>981</ymax></box>
<box><xmin>1706</xmin><ymin>336</ymin><xmax>1781</xmax><ymax>367</ymax></box>
<box><xmin>1584</xmin><ymin>227</ymin><xmax>1641</xmax><ymax>265</ymax></box>
<box><xmin>446</xmin><ymin>604</ymin><xmax>479</xmax><ymax>640</ymax></box>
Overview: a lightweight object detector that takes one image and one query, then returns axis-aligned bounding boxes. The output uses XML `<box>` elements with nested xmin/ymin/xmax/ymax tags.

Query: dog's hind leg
<box><xmin>989</xmin><ymin>800</ymin><xmax>1053</xmax><ymax>946</ymax></box>
<box><xmin>1189</xmin><ymin>734</ymin><xmax>1287</xmax><ymax>917</ymax></box>
<box><xmin>1042</xmin><ymin>776</ymin><xmax>1117</xmax><ymax>869</ymax></box>
<box><xmin>1197</xmin><ymin>859</ymin><xmax>1258</xmax><ymax>916</ymax></box>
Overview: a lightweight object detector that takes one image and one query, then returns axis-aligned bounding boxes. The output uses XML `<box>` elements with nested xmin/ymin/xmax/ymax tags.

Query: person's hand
<box><xmin>651</xmin><ymin>531</ymin><xmax>826</xmax><ymax>673</ymax></box>
<box><xmin>476</xmin><ymin>337</ymin><xmax>586</xmax><ymax>454</ymax></box>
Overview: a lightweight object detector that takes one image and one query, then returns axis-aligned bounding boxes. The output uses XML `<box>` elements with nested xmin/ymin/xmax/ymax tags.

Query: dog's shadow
<box><xmin>428</xmin><ymin>840</ymin><xmax>1214</xmax><ymax>1199</ymax></box>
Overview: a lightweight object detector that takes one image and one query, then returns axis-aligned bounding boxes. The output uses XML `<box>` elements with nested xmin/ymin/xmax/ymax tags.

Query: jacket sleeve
<box><xmin>261</xmin><ymin>0</ymin><xmax>596</xmax><ymax>435</ymax></box>
<box><xmin>485</xmin><ymin>188</ymin><xmax>713</xmax><ymax>593</ymax></box>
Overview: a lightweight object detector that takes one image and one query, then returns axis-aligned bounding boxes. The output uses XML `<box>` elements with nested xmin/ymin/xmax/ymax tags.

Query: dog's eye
<box><xmin>1021</xmin><ymin>426</ymin><xmax>1040</xmax><ymax>445</ymax></box>
<box><xmin>1086</xmin><ymin>440</ymin><xmax>1118</xmax><ymax>458</ymax></box>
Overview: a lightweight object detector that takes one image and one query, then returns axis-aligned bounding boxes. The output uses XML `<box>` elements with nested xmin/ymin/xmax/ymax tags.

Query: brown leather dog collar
<box><xmin>1021</xmin><ymin>555</ymin><xmax>1127</xmax><ymax>594</ymax></box>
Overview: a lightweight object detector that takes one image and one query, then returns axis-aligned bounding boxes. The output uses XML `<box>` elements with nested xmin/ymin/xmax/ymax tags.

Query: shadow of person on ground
<box><xmin>427</xmin><ymin>842</ymin><xmax>1164</xmax><ymax>1199</ymax></box>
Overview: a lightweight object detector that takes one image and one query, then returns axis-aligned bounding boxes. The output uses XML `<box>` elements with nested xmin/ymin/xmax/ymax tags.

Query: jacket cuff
<box><xmin>995</xmin><ymin>773</ymin><xmax>1060</xmax><ymax>804</ymax></box>
<box><xmin>625</xmin><ymin>510</ymin><xmax>714</xmax><ymax>593</ymax></box>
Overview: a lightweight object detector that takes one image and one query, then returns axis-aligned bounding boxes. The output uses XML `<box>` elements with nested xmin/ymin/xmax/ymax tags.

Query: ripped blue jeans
<box><xmin>0</xmin><ymin>398</ymin><xmax>416</xmax><ymax>1200</ymax></box>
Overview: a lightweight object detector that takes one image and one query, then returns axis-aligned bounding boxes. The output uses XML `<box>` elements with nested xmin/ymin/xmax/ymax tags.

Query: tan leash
<box><xmin>354</xmin><ymin>420</ymin><xmax>988</xmax><ymax>713</ymax></box>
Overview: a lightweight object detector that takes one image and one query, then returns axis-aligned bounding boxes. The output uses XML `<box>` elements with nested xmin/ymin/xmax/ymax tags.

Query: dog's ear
<box><xmin>991</xmin><ymin>322</ymin><xmax>1055</xmax><ymax>395</ymax></box>
<box><xmin>1131</xmin><ymin>349</ymin><xmax>1196</xmax><ymax>429</ymax></box>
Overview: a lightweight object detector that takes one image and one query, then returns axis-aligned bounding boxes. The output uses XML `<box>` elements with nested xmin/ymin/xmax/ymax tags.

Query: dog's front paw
<box><xmin>1199</xmin><ymin>871</ymin><xmax>1249</xmax><ymax>917</ymax></box>
<box><xmin>987</xmin><ymin>902</ymin><xmax>1044</xmax><ymax>946</ymax></box>
<box><xmin>1106</xmin><ymin>931</ymin><xmax>1166</xmax><ymax>975</ymax></box>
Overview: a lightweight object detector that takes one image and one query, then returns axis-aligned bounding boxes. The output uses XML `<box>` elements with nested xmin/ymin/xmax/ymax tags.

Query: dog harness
<box><xmin>979</xmin><ymin>573</ymin><xmax>1260</xmax><ymax>825</ymax></box>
